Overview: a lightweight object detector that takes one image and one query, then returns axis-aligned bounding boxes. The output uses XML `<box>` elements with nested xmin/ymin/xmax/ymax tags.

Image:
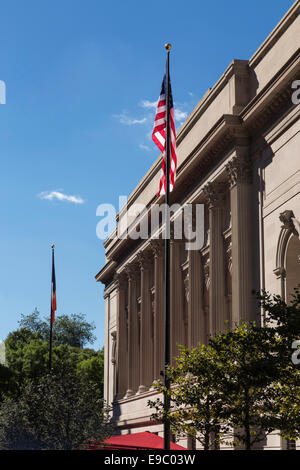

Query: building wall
<box><xmin>97</xmin><ymin>1</ymin><xmax>300</xmax><ymax>450</ymax></box>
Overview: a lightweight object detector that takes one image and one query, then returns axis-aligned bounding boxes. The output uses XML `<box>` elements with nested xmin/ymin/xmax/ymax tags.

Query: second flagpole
<box><xmin>164</xmin><ymin>43</ymin><xmax>171</xmax><ymax>451</ymax></box>
<box><xmin>49</xmin><ymin>244</ymin><xmax>56</xmax><ymax>371</ymax></box>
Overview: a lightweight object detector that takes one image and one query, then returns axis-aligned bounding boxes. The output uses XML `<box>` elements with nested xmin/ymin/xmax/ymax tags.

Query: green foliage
<box><xmin>148</xmin><ymin>344</ymin><xmax>230</xmax><ymax>450</ymax></box>
<box><xmin>4</xmin><ymin>332</ymin><xmax>104</xmax><ymax>399</ymax></box>
<box><xmin>257</xmin><ymin>288</ymin><xmax>300</xmax><ymax>442</ymax></box>
<box><xmin>19</xmin><ymin>310</ymin><xmax>96</xmax><ymax>348</ymax></box>
<box><xmin>77</xmin><ymin>348</ymin><xmax>104</xmax><ymax>393</ymax></box>
<box><xmin>149</xmin><ymin>294</ymin><xmax>300</xmax><ymax>450</ymax></box>
<box><xmin>0</xmin><ymin>364</ymin><xmax>17</xmax><ymax>401</ymax></box>
<box><xmin>0</xmin><ymin>367</ymin><xmax>113</xmax><ymax>450</ymax></box>
<box><xmin>0</xmin><ymin>310</ymin><xmax>107</xmax><ymax>449</ymax></box>
<box><xmin>209</xmin><ymin>323</ymin><xmax>280</xmax><ymax>449</ymax></box>
<box><xmin>3</xmin><ymin>311</ymin><xmax>103</xmax><ymax>400</ymax></box>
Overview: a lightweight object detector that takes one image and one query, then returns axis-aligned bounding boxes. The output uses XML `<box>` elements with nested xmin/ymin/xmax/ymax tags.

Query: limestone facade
<box><xmin>96</xmin><ymin>1</ymin><xmax>300</xmax><ymax>449</ymax></box>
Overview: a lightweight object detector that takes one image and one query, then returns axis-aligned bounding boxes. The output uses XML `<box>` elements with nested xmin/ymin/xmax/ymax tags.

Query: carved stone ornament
<box><xmin>136</xmin><ymin>250</ymin><xmax>152</xmax><ymax>270</ymax></box>
<box><xmin>279</xmin><ymin>210</ymin><xmax>296</xmax><ymax>231</ymax></box>
<box><xmin>111</xmin><ymin>331</ymin><xmax>117</xmax><ymax>365</ymax></box>
<box><xmin>125</xmin><ymin>263</ymin><xmax>139</xmax><ymax>281</ymax></box>
<box><xmin>114</xmin><ymin>271</ymin><xmax>127</xmax><ymax>290</ymax></box>
<box><xmin>203</xmin><ymin>182</ymin><xmax>227</xmax><ymax>208</ymax></box>
<box><xmin>204</xmin><ymin>260</ymin><xmax>210</xmax><ymax>288</ymax></box>
<box><xmin>225</xmin><ymin>156</ymin><xmax>252</xmax><ymax>188</ymax></box>
<box><xmin>150</xmin><ymin>239</ymin><xmax>163</xmax><ymax>258</ymax></box>
<box><xmin>183</xmin><ymin>272</ymin><xmax>189</xmax><ymax>303</ymax></box>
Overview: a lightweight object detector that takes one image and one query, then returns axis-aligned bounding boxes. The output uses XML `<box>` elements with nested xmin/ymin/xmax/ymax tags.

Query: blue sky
<box><xmin>0</xmin><ymin>0</ymin><xmax>294</xmax><ymax>348</ymax></box>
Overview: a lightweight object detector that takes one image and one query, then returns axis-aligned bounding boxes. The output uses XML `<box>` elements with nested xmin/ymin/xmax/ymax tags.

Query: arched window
<box><xmin>274</xmin><ymin>210</ymin><xmax>300</xmax><ymax>301</ymax></box>
<box><xmin>285</xmin><ymin>234</ymin><xmax>300</xmax><ymax>302</ymax></box>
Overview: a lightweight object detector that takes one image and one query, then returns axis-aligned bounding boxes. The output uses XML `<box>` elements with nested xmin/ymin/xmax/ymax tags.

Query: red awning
<box><xmin>88</xmin><ymin>431</ymin><xmax>187</xmax><ymax>450</ymax></box>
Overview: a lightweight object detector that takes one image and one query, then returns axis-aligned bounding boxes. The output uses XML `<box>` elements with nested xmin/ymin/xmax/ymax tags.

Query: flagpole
<box><xmin>49</xmin><ymin>244</ymin><xmax>55</xmax><ymax>371</ymax></box>
<box><xmin>164</xmin><ymin>42</ymin><xmax>171</xmax><ymax>451</ymax></box>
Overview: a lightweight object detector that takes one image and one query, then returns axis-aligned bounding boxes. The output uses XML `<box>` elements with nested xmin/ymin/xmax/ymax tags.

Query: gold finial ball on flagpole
<box><xmin>51</xmin><ymin>244</ymin><xmax>55</xmax><ymax>249</ymax></box>
<box><xmin>165</xmin><ymin>43</ymin><xmax>172</xmax><ymax>51</ymax></box>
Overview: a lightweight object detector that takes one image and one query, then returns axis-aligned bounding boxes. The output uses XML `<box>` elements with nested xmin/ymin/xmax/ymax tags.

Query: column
<box><xmin>124</xmin><ymin>263</ymin><xmax>139</xmax><ymax>397</ymax></box>
<box><xmin>188</xmin><ymin>248</ymin><xmax>205</xmax><ymax>347</ymax></box>
<box><xmin>150</xmin><ymin>240</ymin><xmax>164</xmax><ymax>382</ymax></box>
<box><xmin>103</xmin><ymin>291</ymin><xmax>110</xmax><ymax>404</ymax></box>
<box><xmin>111</xmin><ymin>331</ymin><xmax>117</xmax><ymax>399</ymax></box>
<box><xmin>137</xmin><ymin>250</ymin><xmax>153</xmax><ymax>393</ymax></box>
<box><xmin>114</xmin><ymin>272</ymin><xmax>128</xmax><ymax>399</ymax></box>
<box><xmin>170</xmin><ymin>239</ymin><xmax>185</xmax><ymax>363</ymax></box>
<box><xmin>186</xmin><ymin>206</ymin><xmax>205</xmax><ymax>347</ymax></box>
<box><xmin>203</xmin><ymin>182</ymin><xmax>227</xmax><ymax>336</ymax></box>
<box><xmin>226</xmin><ymin>151</ymin><xmax>254</xmax><ymax>324</ymax></box>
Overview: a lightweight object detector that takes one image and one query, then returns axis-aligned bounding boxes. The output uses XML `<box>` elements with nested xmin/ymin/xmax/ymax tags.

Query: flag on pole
<box><xmin>152</xmin><ymin>73</ymin><xmax>177</xmax><ymax>196</ymax></box>
<box><xmin>51</xmin><ymin>247</ymin><xmax>56</xmax><ymax>324</ymax></box>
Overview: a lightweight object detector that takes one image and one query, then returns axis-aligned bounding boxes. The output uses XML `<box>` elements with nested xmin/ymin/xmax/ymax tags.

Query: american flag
<box><xmin>152</xmin><ymin>74</ymin><xmax>177</xmax><ymax>196</ymax></box>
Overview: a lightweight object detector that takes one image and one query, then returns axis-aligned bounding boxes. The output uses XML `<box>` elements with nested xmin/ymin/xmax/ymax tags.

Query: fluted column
<box><xmin>137</xmin><ymin>251</ymin><xmax>153</xmax><ymax>393</ymax></box>
<box><xmin>114</xmin><ymin>272</ymin><xmax>128</xmax><ymax>399</ymax></box>
<box><xmin>226</xmin><ymin>152</ymin><xmax>254</xmax><ymax>324</ymax></box>
<box><xmin>170</xmin><ymin>240</ymin><xmax>185</xmax><ymax>363</ymax></box>
<box><xmin>203</xmin><ymin>182</ymin><xmax>227</xmax><ymax>336</ymax></box>
<box><xmin>124</xmin><ymin>263</ymin><xmax>139</xmax><ymax>397</ymax></box>
<box><xmin>188</xmin><ymin>249</ymin><xmax>204</xmax><ymax>347</ymax></box>
<box><xmin>150</xmin><ymin>240</ymin><xmax>164</xmax><ymax>382</ymax></box>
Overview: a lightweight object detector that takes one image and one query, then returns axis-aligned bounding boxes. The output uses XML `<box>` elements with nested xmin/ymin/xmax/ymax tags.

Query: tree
<box><xmin>209</xmin><ymin>323</ymin><xmax>280</xmax><ymax>449</ymax></box>
<box><xmin>0</xmin><ymin>364</ymin><xmax>17</xmax><ymax>402</ymax></box>
<box><xmin>257</xmin><ymin>288</ymin><xmax>300</xmax><ymax>443</ymax></box>
<box><xmin>149</xmin><ymin>323</ymin><xmax>281</xmax><ymax>450</ymax></box>
<box><xmin>77</xmin><ymin>348</ymin><xmax>104</xmax><ymax>394</ymax></box>
<box><xmin>148</xmin><ymin>344</ymin><xmax>230</xmax><ymax>450</ymax></box>
<box><xmin>0</xmin><ymin>367</ymin><xmax>114</xmax><ymax>450</ymax></box>
<box><xmin>19</xmin><ymin>308</ymin><xmax>48</xmax><ymax>336</ymax></box>
<box><xmin>4</xmin><ymin>329</ymin><xmax>104</xmax><ymax>398</ymax></box>
<box><xmin>19</xmin><ymin>310</ymin><xmax>96</xmax><ymax>348</ymax></box>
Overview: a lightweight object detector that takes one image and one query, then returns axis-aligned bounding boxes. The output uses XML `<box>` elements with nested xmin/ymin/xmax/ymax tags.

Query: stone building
<box><xmin>96</xmin><ymin>1</ymin><xmax>300</xmax><ymax>449</ymax></box>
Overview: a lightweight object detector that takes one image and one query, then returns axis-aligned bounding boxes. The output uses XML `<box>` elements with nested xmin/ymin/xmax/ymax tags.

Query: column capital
<box><xmin>203</xmin><ymin>182</ymin><xmax>227</xmax><ymax>209</ymax></box>
<box><xmin>114</xmin><ymin>271</ymin><xmax>127</xmax><ymax>289</ymax></box>
<box><xmin>150</xmin><ymin>239</ymin><xmax>164</xmax><ymax>258</ymax></box>
<box><xmin>125</xmin><ymin>262</ymin><xmax>139</xmax><ymax>281</ymax></box>
<box><xmin>225</xmin><ymin>155</ymin><xmax>252</xmax><ymax>188</ymax></box>
<box><xmin>137</xmin><ymin>250</ymin><xmax>152</xmax><ymax>270</ymax></box>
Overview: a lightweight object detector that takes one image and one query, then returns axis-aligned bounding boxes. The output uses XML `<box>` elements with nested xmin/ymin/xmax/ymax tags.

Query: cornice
<box><xmin>249</xmin><ymin>1</ymin><xmax>300</xmax><ymax>69</ymax></box>
<box><xmin>97</xmin><ymin>4</ymin><xmax>300</xmax><ymax>286</ymax></box>
<box><xmin>104</xmin><ymin>115</ymin><xmax>244</xmax><ymax>266</ymax></box>
<box><xmin>242</xmin><ymin>48</ymin><xmax>300</xmax><ymax>134</ymax></box>
<box><xmin>95</xmin><ymin>260</ymin><xmax>117</xmax><ymax>284</ymax></box>
<box><xmin>113</xmin><ymin>61</ymin><xmax>249</xmax><ymax>226</ymax></box>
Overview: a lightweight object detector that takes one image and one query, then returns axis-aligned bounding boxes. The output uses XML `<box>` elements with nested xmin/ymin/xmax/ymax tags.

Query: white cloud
<box><xmin>188</xmin><ymin>91</ymin><xmax>194</xmax><ymax>97</ymax></box>
<box><xmin>113</xmin><ymin>113</ymin><xmax>147</xmax><ymax>125</ymax></box>
<box><xmin>38</xmin><ymin>191</ymin><xmax>84</xmax><ymax>204</ymax></box>
<box><xmin>139</xmin><ymin>143</ymin><xmax>151</xmax><ymax>152</ymax></box>
<box><xmin>174</xmin><ymin>108</ymin><xmax>187</xmax><ymax>123</ymax></box>
<box><xmin>140</xmin><ymin>99</ymin><xmax>157</xmax><ymax>109</ymax></box>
